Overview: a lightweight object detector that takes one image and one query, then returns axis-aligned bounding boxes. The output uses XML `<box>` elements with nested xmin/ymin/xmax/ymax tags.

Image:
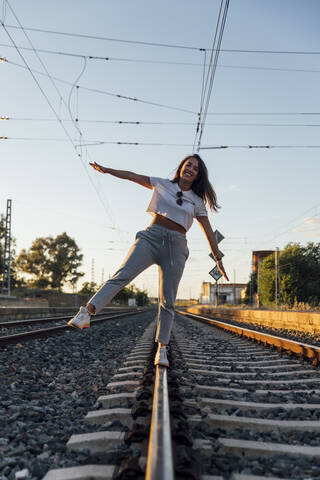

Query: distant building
<box><xmin>200</xmin><ymin>282</ymin><xmax>214</xmax><ymax>304</ymax></box>
<box><xmin>199</xmin><ymin>281</ymin><xmax>247</xmax><ymax>305</ymax></box>
<box><xmin>252</xmin><ymin>250</ymin><xmax>274</xmax><ymax>274</ymax></box>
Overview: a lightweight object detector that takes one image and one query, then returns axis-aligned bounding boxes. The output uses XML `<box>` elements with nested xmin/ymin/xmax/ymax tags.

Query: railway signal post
<box><xmin>208</xmin><ymin>229</ymin><xmax>224</xmax><ymax>307</ymax></box>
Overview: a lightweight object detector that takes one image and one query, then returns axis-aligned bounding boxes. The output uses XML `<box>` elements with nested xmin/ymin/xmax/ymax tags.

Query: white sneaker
<box><xmin>154</xmin><ymin>344</ymin><xmax>169</xmax><ymax>367</ymax></box>
<box><xmin>68</xmin><ymin>306</ymin><xmax>91</xmax><ymax>330</ymax></box>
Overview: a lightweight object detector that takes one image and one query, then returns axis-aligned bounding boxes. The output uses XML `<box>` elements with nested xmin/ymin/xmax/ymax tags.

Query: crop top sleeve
<box><xmin>194</xmin><ymin>197</ymin><xmax>208</xmax><ymax>217</ymax></box>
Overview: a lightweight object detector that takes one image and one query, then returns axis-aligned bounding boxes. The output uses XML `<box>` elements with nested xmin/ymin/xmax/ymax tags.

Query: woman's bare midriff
<box><xmin>150</xmin><ymin>214</ymin><xmax>186</xmax><ymax>234</ymax></box>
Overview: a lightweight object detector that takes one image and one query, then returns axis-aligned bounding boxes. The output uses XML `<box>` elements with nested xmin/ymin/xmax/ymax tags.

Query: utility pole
<box><xmin>91</xmin><ymin>258</ymin><xmax>95</xmax><ymax>285</ymax></box>
<box><xmin>257</xmin><ymin>263</ymin><xmax>260</xmax><ymax>308</ymax></box>
<box><xmin>233</xmin><ymin>269</ymin><xmax>236</xmax><ymax>305</ymax></box>
<box><xmin>215</xmin><ymin>281</ymin><xmax>218</xmax><ymax>307</ymax></box>
<box><xmin>250</xmin><ymin>257</ymin><xmax>253</xmax><ymax>306</ymax></box>
<box><xmin>1</xmin><ymin>199</ymin><xmax>12</xmax><ymax>296</ymax></box>
<box><xmin>275</xmin><ymin>247</ymin><xmax>280</xmax><ymax>307</ymax></box>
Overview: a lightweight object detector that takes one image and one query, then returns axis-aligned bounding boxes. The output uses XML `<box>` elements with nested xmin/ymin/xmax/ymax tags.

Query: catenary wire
<box><xmin>3</xmin><ymin>43</ymin><xmax>320</xmax><ymax>74</ymax></box>
<box><xmin>4</xmin><ymin>24</ymin><xmax>320</xmax><ymax>55</ymax></box>
<box><xmin>193</xmin><ymin>0</ymin><xmax>224</xmax><ymax>151</ymax></box>
<box><xmin>5</xmin><ymin>59</ymin><xmax>320</xmax><ymax>117</ymax></box>
<box><xmin>266</xmin><ymin>202</ymin><xmax>320</xmax><ymax>243</ymax></box>
<box><xmin>1</xmin><ymin>2</ymin><xmax>117</xmax><ymax>230</ymax></box>
<box><xmin>3</xmin><ymin>137</ymin><xmax>320</xmax><ymax>149</ymax></box>
<box><xmin>4</xmin><ymin>58</ymin><xmax>196</xmax><ymax>114</ymax></box>
<box><xmin>5</xmin><ymin>117</ymin><xmax>320</xmax><ymax>127</ymax></box>
<box><xmin>195</xmin><ymin>0</ymin><xmax>230</xmax><ymax>152</ymax></box>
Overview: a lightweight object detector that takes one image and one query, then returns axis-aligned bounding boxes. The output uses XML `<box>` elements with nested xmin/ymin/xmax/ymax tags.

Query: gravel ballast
<box><xmin>172</xmin><ymin>314</ymin><xmax>320</xmax><ymax>479</ymax></box>
<box><xmin>0</xmin><ymin>310</ymin><xmax>154</xmax><ymax>480</ymax></box>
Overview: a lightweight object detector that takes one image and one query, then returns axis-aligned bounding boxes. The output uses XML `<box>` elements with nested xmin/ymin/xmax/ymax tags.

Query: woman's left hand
<box><xmin>217</xmin><ymin>260</ymin><xmax>229</xmax><ymax>281</ymax></box>
<box><xmin>89</xmin><ymin>161</ymin><xmax>106</xmax><ymax>173</ymax></box>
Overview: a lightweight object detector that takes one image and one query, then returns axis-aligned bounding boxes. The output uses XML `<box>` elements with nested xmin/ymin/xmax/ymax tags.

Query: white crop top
<box><xmin>146</xmin><ymin>177</ymin><xmax>208</xmax><ymax>231</ymax></box>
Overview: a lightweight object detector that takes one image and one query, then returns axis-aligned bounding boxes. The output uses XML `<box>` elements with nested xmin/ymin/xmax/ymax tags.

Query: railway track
<box><xmin>0</xmin><ymin>308</ymin><xmax>143</xmax><ymax>346</ymax></box>
<box><xmin>171</xmin><ymin>312</ymin><xmax>320</xmax><ymax>479</ymax></box>
<box><xmin>3</xmin><ymin>309</ymin><xmax>320</xmax><ymax>479</ymax></box>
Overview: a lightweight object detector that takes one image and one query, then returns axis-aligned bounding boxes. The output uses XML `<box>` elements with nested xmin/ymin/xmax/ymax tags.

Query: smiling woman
<box><xmin>68</xmin><ymin>153</ymin><xmax>229</xmax><ymax>368</ymax></box>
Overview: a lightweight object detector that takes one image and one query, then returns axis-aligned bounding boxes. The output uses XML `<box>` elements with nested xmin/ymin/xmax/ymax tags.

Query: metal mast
<box><xmin>1</xmin><ymin>199</ymin><xmax>12</xmax><ymax>296</ymax></box>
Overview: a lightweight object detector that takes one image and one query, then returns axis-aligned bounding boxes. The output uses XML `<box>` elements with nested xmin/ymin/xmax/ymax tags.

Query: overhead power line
<box><xmin>0</xmin><ymin>1</ymin><xmax>117</xmax><ymax>230</ymax></box>
<box><xmin>194</xmin><ymin>0</ymin><xmax>230</xmax><ymax>152</ymax></box>
<box><xmin>4</xmin><ymin>58</ymin><xmax>195</xmax><ymax>114</ymax></box>
<box><xmin>3</xmin><ymin>137</ymin><xmax>320</xmax><ymax>149</ymax></box>
<box><xmin>4</xmin><ymin>116</ymin><xmax>320</xmax><ymax>128</ymax></box>
<box><xmin>200</xmin><ymin>144</ymin><xmax>320</xmax><ymax>149</ymax></box>
<box><xmin>5</xmin><ymin>59</ymin><xmax>320</xmax><ymax>117</ymax></box>
<box><xmin>2</xmin><ymin>43</ymin><xmax>320</xmax><ymax>74</ymax></box>
<box><xmin>265</xmin><ymin>201</ymin><xmax>320</xmax><ymax>244</ymax></box>
<box><xmin>4</xmin><ymin>24</ymin><xmax>320</xmax><ymax>55</ymax></box>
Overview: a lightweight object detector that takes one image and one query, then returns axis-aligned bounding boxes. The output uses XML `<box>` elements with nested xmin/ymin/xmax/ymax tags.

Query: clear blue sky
<box><xmin>1</xmin><ymin>0</ymin><xmax>320</xmax><ymax>298</ymax></box>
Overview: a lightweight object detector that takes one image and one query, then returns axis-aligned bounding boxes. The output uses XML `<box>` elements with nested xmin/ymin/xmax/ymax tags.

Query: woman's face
<box><xmin>180</xmin><ymin>157</ymin><xmax>199</xmax><ymax>183</ymax></box>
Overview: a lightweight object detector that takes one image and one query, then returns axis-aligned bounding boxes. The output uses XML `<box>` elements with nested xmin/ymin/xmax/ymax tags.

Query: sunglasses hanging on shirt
<box><xmin>176</xmin><ymin>191</ymin><xmax>183</xmax><ymax>206</ymax></box>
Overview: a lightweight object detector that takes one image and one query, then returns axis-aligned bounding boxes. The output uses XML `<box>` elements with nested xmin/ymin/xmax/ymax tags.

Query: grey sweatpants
<box><xmin>88</xmin><ymin>224</ymin><xmax>189</xmax><ymax>344</ymax></box>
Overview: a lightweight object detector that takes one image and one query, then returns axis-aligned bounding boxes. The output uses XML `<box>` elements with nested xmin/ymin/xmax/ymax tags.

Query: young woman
<box><xmin>68</xmin><ymin>154</ymin><xmax>229</xmax><ymax>367</ymax></box>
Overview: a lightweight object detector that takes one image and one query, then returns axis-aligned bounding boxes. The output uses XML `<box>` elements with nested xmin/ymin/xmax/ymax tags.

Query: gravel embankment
<box><xmin>0</xmin><ymin>311</ymin><xmax>154</xmax><ymax>480</ymax></box>
<box><xmin>171</xmin><ymin>315</ymin><xmax>320</xmax><ymax>479</ymax></box>
<box><xmin>0</xmin><ymin>310</ymin><xmax>134</xmax><ymax>338</ymax></box>
<box><xmin>196</xmin><ymin>312</ymin><xmax>320</xmax><ymax>347</ymax></box>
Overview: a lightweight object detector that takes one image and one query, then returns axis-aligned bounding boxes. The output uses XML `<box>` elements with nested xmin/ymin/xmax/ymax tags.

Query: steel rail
<box><xmin>0</xmin><ymin>308</ymin><xmax>135</xmax><ymax>328</ymax></box>
<box><xmin>145</xmin><ymin>365</ymin><xmax>175</xmax><ymax>480</ymax></box>
<box><xmin>0</xmin><ymin>310</ymin><xmax>145</xmax><ymax>347</ymax></box>
<box><xmin>178</xmin><ymin>311</ymin><xmax>320</xmax><ymax>365</ymax></box>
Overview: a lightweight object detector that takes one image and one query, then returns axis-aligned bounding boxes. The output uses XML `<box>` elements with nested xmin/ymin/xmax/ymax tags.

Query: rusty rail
<box><xmin>179</xmin><ymin>311</ymin><xmax>320</xmax><ymax>365</ymax></box>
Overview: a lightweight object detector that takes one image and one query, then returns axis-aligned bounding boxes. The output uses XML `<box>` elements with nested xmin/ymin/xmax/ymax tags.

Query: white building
<box><xmin>199</xmin><ymin>281</ymin><xmax>246</xmax><ymax>305</ymax></box>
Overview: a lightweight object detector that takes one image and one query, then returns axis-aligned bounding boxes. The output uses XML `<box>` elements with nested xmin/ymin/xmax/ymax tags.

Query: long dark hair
<box><xmin>171</xmin><ymin>154</ymin><xmax>220</xmax><ymax>212</ymax></box>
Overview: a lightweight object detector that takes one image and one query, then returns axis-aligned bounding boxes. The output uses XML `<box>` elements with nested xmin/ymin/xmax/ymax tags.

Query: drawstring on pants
<box><xmin>162</xmin><ymin>232</ymin><xmax>174</xmax><ymax>267</ymax></box>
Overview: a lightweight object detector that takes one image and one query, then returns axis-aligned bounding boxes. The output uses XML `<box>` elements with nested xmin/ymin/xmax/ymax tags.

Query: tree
<box><xmin>114</xmin><ymin>285</ymin><xmax>136</xmax><ymax>304</ymax></box>
<box><xmin>48</xmin><ymin>233</ymin><xmax>84</xmax><ymax>290</ymax></box>
<box><xmin>243</xmin><ymin>272</ymin><xmax>257</xmax><ymax>305</ymax></box>
<box><xmin>135</xmin><ymin>289</ymin><xmax>149</xmax><ymax>306</ymax></box>
<box><xmin>259</xmin><ymin>242</ymin><xmax>320</xmax><ymax>307</ymax></box>
<box><xmin>78</xmin><ymin>281</ymin><xmax>98</xmax><ymax>296</ymax></box>
<box><xmin>17</xmin><ymin>232</ymin><xmax>84</xmax><ymax>290</ymax></box>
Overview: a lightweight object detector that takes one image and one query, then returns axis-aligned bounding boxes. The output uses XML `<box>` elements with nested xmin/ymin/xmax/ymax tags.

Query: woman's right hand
<box><xmin>89</xmin><ymin>161</ymin><xmax>106</xmax><ymax>174</ymax></box>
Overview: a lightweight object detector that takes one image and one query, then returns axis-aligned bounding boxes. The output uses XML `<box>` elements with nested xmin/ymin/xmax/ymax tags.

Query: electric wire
<box><xmin>4</xmin><ymin>58</ymin><xmax>195</xmax><ymax>114</ymax></box>
<box><xmin>66</xmin><ymin>56</ymin><xmax>87</xmax><ymax>160</ymax></box>
<box><xmin>3</xmin><ymin>137</ymin><xmax>320</xmax><ymax>149</ymax></box>
<box><xmin>5</xmin><ymin>117</ymin><xmax>320</xmax><ymax>127</ymax></box>
<box><xmin>6</xmin><ymin>116</ymin><xmax>320</xmax><ymax>123</ymax></box>
<box><xmin>2</xmin><ymin>23</ymin><xmax>206</xmax><ymax>51</ymax></box>
<box><xmin>200</xmin><ymin>144</ymin><xmax>320</xmax><ymax>149</ymax></box>
<box><xmin>195</xmin><ymin>0</ymin><xmax>230</xmax><ymax>152</ymax></box>
<box><xmin>4</xmin><ymin>24</ymin><xmax>320</xmax><ymax>55</ymax></box>
<box><xmin>1</xmin><ymin>1</ymin><xmax>116</xmax><ymax>230</ymax></box>
<box><xmin>3</xmin><ymin>42</ymin><xmax>320</xmax><ymax>74</ymax></box>
<box><xmin>193</xmin><ymin>0</ymin><xmax>224</xmax><ymax>151</ymax></box>
<box><xmin>1</xmin><ymin>0</ymin><xmax>6</xmax><ymax>23</ymax></box>
<box><xmin>193</xmin><ymin>50</ymin><xmax>207</xmax><ymax>150</ymax></box>
<box><xmin>5</xmin><ymin>58</ymin><xmax>320</xmax><ymax>117</ymax></box>
<box><xmin>267</xmin><ymin>202</ymin><xmax>320</xmax><ymax>243</ymax></box>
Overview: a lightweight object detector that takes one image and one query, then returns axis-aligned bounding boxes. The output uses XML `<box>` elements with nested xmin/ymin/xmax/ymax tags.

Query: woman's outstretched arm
<box><xmin>196</xmin><ymin>215</ymin><xmax>229</xmax><ymax>281</ymax></box>
<box><xmin>89</xmin><ymin>161</ymin><xmax>152</xmax><ymax>189</ymax></box>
